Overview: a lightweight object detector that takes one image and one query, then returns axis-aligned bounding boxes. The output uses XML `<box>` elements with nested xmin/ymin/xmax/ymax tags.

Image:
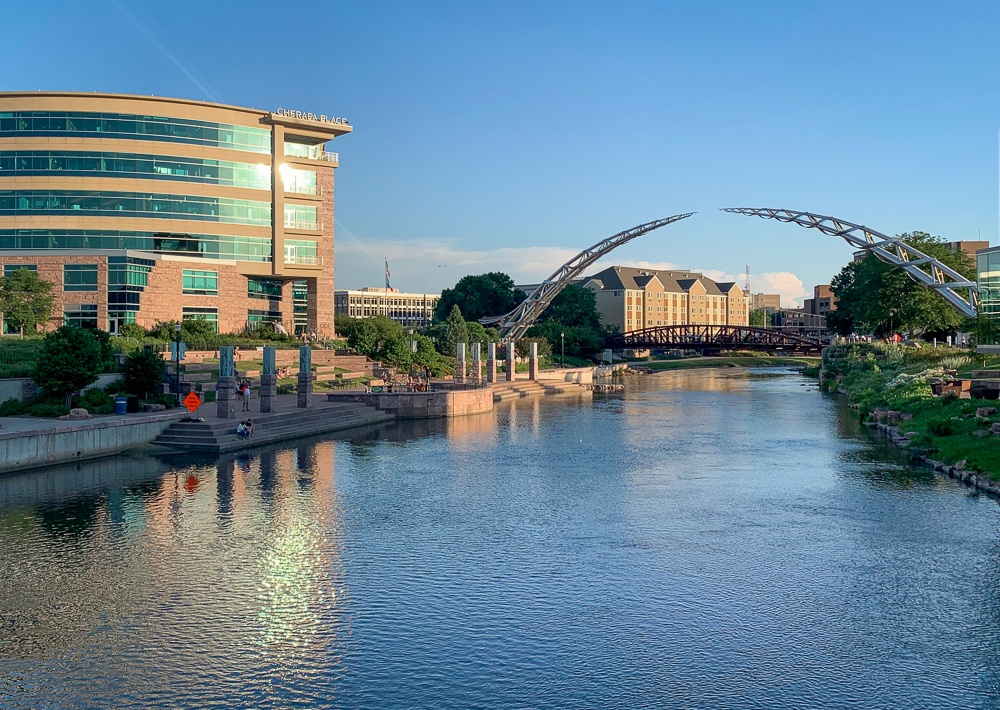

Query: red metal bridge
<box><xmin>607</xmin><ymin>325</ymin><xmax>827</xmax><ymax>353</ymax></box>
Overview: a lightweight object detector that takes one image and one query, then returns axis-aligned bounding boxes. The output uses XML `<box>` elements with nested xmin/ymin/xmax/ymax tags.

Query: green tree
<box><xmin>34</xmin><ymin>326</ymin><xmax>104</xmax><ymax>409</ymax></box>
<box><xmin>541</xmin><ymin>285</ymin><xmax>602</xmax><ymax>330</ymax></box>
<box><xmin>749</xmin><ymin>309</ymin><xmax>770</xmax><ymax>328</ymax></box>
<box><xmin>434</xmin><ymin>272</ymin><xmax>526</xmax><ymax>323</ymax></box>
<box><xmin>0</xmin><ymin>268</ymin><xmax>55</xmax><ymax>337</ymax></box>
<box><xmin>347</xmin><ymin>318</ymin><xmax>380</xmax><ymax>356</ymax></box>
<box><xmin>514</xmin><ymin>337</ymin><xmax>553</xmax><ymax>359</ymax></box>
<box><xmin>440</xmin><ymin>305</ymin><xmax>469</xmax><ymax>357</ymax></box>
<box><xmin>830</xmin><ymin>232</ymin><xmax>974</xmax><ymax>337</ymax></box>
<box><xmin>123</xmin><ymin>349</ymin><xmax>167</xmax><ymax>400</ymax></box>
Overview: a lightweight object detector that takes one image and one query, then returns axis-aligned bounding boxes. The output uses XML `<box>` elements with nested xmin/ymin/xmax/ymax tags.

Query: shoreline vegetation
<box><xmin>820</xmin><ymin>342</ymin><xmax>1000</xmax><ymax>491</ymax></box>
<box><xmin>630</xmin><ymin>354</ymin><xmax>821</xmax><ymax>371</ymax></box>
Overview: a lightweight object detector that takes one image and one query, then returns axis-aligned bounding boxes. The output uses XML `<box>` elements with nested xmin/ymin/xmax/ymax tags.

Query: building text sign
<box><xmin>274</xmin><ymin>108</ymin><xmax>349</xmax><ymax>126</ymax></box>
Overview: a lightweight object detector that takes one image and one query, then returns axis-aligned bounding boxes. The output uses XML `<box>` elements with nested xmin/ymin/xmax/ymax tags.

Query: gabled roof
<box><xmin>585</xmin><ymin>265</ymin><xmax>741</xmax><ymax>298</ymax></box>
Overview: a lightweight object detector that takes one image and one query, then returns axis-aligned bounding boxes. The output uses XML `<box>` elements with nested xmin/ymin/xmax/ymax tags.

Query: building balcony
<box><xmin>284</xmin><ymin>254</ymin><xmax>323</xmax><ymax>267</ymax></box>
<box><xmin>284</xmin><ymin>183</ymin><xmax>323</xmax><ymax>196</ymax></box>
<box><xmin>317</xmin><ymin>151</ymin><xmax>339</xmax><ymax>164</ymax></box>
<box><xmin>284</xmin><ymin>219</ymin><xmax>322</xmax><ymax>232</ymax></box>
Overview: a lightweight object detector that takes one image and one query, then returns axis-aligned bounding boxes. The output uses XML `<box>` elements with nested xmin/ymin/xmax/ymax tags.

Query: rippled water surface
<box><xmin>2</xmin><ymin>369</ymin><xmax>1000</xmax><ymax>708</ymax></box>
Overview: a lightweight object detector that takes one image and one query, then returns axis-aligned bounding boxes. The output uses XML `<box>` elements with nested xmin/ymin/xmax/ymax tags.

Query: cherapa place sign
<box><xmin>274</xmin><ymin>108</ymin><xmax>350</xmax><ymax>126</ymax></box>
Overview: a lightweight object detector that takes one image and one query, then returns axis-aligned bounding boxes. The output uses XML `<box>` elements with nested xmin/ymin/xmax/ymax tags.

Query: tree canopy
<box><xmin>434</xmin><ymin>272</ymin><xmax>526</xmax><ymax>323</ymax></box>
<box><xmin>0</xmin><ymin>268</ymin><xmax>55</xmax><ymax>336</ymax></box>
<box><xmin>525</xmin><ymin>285</ymin><xmax>607</xmax><ymax>358</ymax></box>
<box><xmin>829</xmin><ymin>232</ymin><xmax>975</xmax><ymax>337</ymax></box>
<box><xmin>34</xmin><ymin>326</ymin><xmax>104</xmax><ymax>408</ymax></box>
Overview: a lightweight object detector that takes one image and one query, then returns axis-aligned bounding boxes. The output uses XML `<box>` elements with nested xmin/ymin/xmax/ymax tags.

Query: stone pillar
<box><xmin>456</xmin><ymin>342</ymin><xmax>466</xmax><ymax>383</ymax></box>
<box><xmin>471</xmin><ymin>343</ymin><xmax>482</xmax><ymax>385</ymax></box>
<box><xmin>486</xmin><ymin>342</ymin><xmax>497</xmax><ymax>384</ymax></box>
<box><xmin>217</xmin><ymin>345</ymin><xmax>237</xmax><ymax>419</ymax></box>
<box><xmin>529</xmin><ymin>341</ymin><xmax>539</xmax><ymax>380</ymax></box>
<box><xmin>260</xmin><ymin>345</ymin><xmax>278</xmax><ymax>413</ymax></box>
<box><xmin>506</xmin><ymin>341</ymin><xmax>516</xmax><ymax>382</ymax></box>
<box><xmin>297</xmin><ymin>346</ymin><xmax>313</xmax><ymax>408</ymax></box>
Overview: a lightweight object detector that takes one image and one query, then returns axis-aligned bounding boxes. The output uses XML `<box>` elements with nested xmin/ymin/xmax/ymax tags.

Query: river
<box><xmin>1</xmin><ymin>368</ymin><xmax>999</xmax><ymax>709</ymax></box>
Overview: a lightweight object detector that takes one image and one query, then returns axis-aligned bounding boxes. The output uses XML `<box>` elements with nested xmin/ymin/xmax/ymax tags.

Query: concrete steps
<box><xmin>492</xmin><ymin>380</ymin><xmax>585</xmax><ymax>402</ymax></box>
<box><xmin>151</xmin><ymin>402</ymin><xmax>393</xmax><ymax>453</ymax></box>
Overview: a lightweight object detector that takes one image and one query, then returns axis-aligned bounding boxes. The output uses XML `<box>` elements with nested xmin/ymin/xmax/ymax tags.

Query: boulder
<box><xmin>977</xmin><ymin>407</ymin><xmax>998</xmax><ymax>417</ymax></box>
<box><xmin>142</xmin><ymin>403</ymin><xmax>167</xmax><ymax>412</ymax></box>
<box><xmin>899</xmin><ymin>412</ymin><xmax>914</xmax><ymax>421</ymax></box>
<box><xmin>68</xmin><ymin>408</ymin><xmax>91</xmax><ymax>420</ymax></box>
<box><xmin>887</xmin><ymin>411</ymin><xmax>901</xmax><ymax>424</ymax></box>
<box><xmin>992</xmin><ymin>422</ymin><xmax>1000</xmax><ymax>435</ymax></box>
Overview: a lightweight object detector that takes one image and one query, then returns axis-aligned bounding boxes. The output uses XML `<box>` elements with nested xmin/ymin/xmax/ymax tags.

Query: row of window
<box><xmin>0</xmin><ymin>229</ymin><xmax>272</xmax><ymax>262</ymax></box>
<box><xmin>0</xmin><ymin>151</ymin><xmax>272</xmax><ymax>190</ymax></box>
<box><xmin>0</xmin><ymin>190</ymin><xmax>271</xmax><ymax>226</ymax></box>
<box><xmin>0</xmin><ymin>111</ymin><xmax>270</xmax><ymax>153</ymax></box>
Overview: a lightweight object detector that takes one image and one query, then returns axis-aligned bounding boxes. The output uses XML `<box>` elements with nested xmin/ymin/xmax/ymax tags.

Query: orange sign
<box><xmin>183</xmin><ymin>391</ymin><xmax>202</xmax><ymax>413</ymax></box>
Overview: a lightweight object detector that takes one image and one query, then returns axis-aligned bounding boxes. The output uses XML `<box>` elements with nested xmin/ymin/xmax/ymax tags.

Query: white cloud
<box><xmin>699</xmin><ymin>268</ymin><xmax>809</xmax><ymax>307</ymax></box>
<box><xmin>335</xmin><ymin>237</ymin><xmax>581</xmax><ymax>292</ymax></box>
<box><xmin>335</xmin><ymin>237</ymin><xmax>812</xmax><ymax>307</ymax></box>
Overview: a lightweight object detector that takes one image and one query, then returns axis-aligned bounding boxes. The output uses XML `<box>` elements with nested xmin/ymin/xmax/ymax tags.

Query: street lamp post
<box><xmin>173</xmin><ymin>322</ymin><xmax>182</xmax><ymax>405</ymax></box>
<box><xmin>560</xmin><ymin>332</ymin><xmax>564</xmax><ymax>369</ymax></box>
<box><xmin>408</xmin><ymin>329</ymin><xmax>417</xmax><ymax>377</ymax></box>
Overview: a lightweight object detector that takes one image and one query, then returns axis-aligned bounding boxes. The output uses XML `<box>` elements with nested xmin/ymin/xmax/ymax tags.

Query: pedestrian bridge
<box><xmin>606</xmin><ymin>325</ymin><xmax>827</xmax><ymax>353</ymax></box>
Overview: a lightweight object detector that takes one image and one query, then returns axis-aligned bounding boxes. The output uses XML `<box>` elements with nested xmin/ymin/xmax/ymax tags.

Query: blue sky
<box><xmin>5</xmin><ymin>1</ymin><xmax>1000</xmax><ymax>305</ymax></box>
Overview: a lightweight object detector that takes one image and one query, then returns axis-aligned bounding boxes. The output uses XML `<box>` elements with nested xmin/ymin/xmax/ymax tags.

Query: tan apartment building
<box><xmin>583</xmin><ymin>266</ymin><xmax>748</xmax><ymax>332</ymax></box>
<box><xmin>335</xmin><ymin>287</ymin><xmax>440</xmax><ymax>330</ymax></box>
<box><xmin>803</xmin><ymin>284</ymin><xmax>836</xmax><ymax>317</ymax></box>
<box><xmin>0</xmin><ymin>92</ymin><xmax>350</xmax><ymax>336</ymax></box>
<box><xmin>750</xmin><ymin>293</ymin><xmax>781</xmax><ymax>311</ymax></box>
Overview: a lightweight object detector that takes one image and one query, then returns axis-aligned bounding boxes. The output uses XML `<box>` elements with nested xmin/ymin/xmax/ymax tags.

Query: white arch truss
<box><xmin>722</xmin><ymin>208</ymin><xmax>979</xmax><ymax>318</ymax></box>
<box><xmin>484</xmin><ymin>213</ymin><xmax>696</xmax><ymax>343</ymax></box>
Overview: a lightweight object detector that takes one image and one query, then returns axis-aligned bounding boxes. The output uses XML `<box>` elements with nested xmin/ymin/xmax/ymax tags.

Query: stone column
<box><xmin>529</xmin><ymin>341</ymin><xmax>539</xmax><ymax>380</ymax></box>
<box><xmin>297</xmin><ymin>345</ymin><xmax>313</xmax><ymax>408</ymax></box>
<box><xmin>217</xmin><ymin>345</ymin><xmax>237</xmax><ymax>419</ymax></box>
<box><xmin>471</xmin><ymin>343</ymin><xmax>482</xmax><ymax>385</ymax></box>
<box><xmin>260</xmin><ymin>345</ymin><xmax>278</xmax><ymax>413</ymax></box>
<box><xmin>506</xmin><ymin>341</ymin><xmax>516</xmax><ymax>382</ymax></box>
<box><xmin>486</xmin><ymin>343</ymin><xmax>497</xmax><ymax>384</ymax></box>
<box><xmin>456</xmin><ymin>342</ymin><xmax>466</xmax><ymax>383</ymax></box>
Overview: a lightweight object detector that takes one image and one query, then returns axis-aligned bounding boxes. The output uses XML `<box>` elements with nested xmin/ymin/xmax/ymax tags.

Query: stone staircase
<box><xmin>151</xmin><ymin>401</ymin><xmax>394</xmax><ymax>453</ymax></box>
<box><xmin>492</xmin><ymin>380</ymin><xmax>586</xmax><ymax>402</ymax></box>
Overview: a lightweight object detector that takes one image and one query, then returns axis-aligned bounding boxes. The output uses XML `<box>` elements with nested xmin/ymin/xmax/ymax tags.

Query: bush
<box><xmin>144</xmin><ymin>393</ymin><xmax>176</xmax><ymax>409</ymax></box>
<box><xmin>124</xmin><ymin>349</ymin><xmax>166</xmax><ymax>399</ymax></box>
<box><xmin>30</xmin><ymin>401</ymin><xmax>69</xmax><ymax>418</ymax></box>
<box><xmin>75</xmin><ymin>388</ymin><xmax>114</xmax><ymax>415</ymax></box>
<box><xmin>0</xmin><ymin>397</ymin><xmax>28</xmax><ymax>416</ymax></box>
<box><xmin>103</xmin><ymin>377</ymin><xmax>126</xmax><ymax>394</ymax></box>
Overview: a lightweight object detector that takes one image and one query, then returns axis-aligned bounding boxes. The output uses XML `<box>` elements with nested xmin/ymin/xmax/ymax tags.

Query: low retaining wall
<box><xmin>0</xmin><ymin>373</ymin><xmax>123</xmax><ymax>403</ymax></box>
<box><xmin>535</xmin><ymin>367</ymin><xmax>594</xmax><ymax>385</ymax></box>
<box><xmin>0</xmin><ymin>412</ymin><xmax>184</xmax><ymax>473</ymax></box>
<box><xmin>329</xmin><ymin>388</ymin><xmax>494</xmax><ymax>418</ymax></box>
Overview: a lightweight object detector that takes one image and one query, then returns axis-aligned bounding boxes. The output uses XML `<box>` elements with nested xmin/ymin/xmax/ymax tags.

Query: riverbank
<box><xmin>630</xmin><ymin>355</ymin><xmax>820</xmax><ymax>371</ymax></box>
<box><xmin>820</xmin><ymin>342</ymin><xmax>1000</xmax><ymax>487</ymax></box>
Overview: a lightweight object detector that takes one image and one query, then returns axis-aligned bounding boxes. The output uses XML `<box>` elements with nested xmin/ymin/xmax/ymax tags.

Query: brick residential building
<box><xmin>583</xmin><ymin>266</ymin><xmax>749</xmax><ymax>332</ymax></box>
<box><xmin>0</xmin><ymin>92</ymin><xmax>350</xmax><ymax>336</ymax></box>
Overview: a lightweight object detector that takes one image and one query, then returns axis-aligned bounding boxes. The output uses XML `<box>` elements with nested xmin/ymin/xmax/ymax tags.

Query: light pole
<box><xmin>408</xmin><ymin>329</ymin><xmax>417</xmax><ymax>377</ymax></box>
<box><xmin>560</xmin><ymin>332</ymin><xmax>564</xmax><ymax>369</ymax></box>
<box><xmin>173</xmin><ymin>322</ymin><xmax>182</xmax><ymax>405</ymax></box>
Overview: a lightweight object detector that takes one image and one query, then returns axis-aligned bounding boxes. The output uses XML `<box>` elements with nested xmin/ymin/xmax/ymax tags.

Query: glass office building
<box><xmin>0</xmin><ymin>92</ymin><xmax>350</xmax><ymax>335</ymax></box>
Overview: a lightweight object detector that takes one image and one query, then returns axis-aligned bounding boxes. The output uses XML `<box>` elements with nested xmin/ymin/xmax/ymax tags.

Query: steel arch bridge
<box><xmin>483</xmin><ymin>213</ymin><xmax>695</xmax><ymax>344</ymax></box>
<box><xmin>722</xmin><ymin>208</ymin><xmax>979</xmax><ymax>318</ymax></box>
<box><xmin>607</xmin><ymin>324</ymin><xmax>825</xmax><ymax>353</ymax></box>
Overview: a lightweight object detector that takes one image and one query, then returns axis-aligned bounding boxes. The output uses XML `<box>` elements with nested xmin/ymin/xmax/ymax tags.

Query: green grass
<box><xmin>638</xmin><ymin>356</ymin><xmax>820</xmax><ymax>371</ymax></box>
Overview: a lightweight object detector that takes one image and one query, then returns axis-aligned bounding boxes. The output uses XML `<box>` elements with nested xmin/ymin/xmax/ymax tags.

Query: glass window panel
<box><xmin>63</xmin><ymin>263</ymin><xmax>98</xmax><ymax>291</ymax></box>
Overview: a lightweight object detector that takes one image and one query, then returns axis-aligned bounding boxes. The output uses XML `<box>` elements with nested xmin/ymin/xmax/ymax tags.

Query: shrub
<box><xmin>0</xmin><ymin>397</ymin><xmax>28</xmax><ymax>416</ymax></box>
<box><xmin>124</xmin><ymin>349</ymin><xmax>166</xmax><ymax>399</ymax></box>
<box><xmin>30</xmin><ymin>401</ymin><xmax>69</xmax><ymax>418</ymax></box>
<box><xmin>75</xmin><ymin>388</ymin><xmax>114</xmax><ymax>415</ymax></box>
<box><xmin>103</xmin><ymin>377</ymin><xmax>126</xmax><ymax>394</ymax></box>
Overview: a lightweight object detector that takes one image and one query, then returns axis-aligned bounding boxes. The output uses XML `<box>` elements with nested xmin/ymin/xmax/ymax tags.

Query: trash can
<box><xmin>126</xmin><ymin>396</ymin><xmax>140</xmax><ymax>414</ymax></box>
<box><xmin>114</xmin><ymin>396</ymin><xmax>128</xmax><ymax>415</ymax></box>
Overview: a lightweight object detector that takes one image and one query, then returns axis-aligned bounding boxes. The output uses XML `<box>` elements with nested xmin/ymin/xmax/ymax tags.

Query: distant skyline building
<box><xmin>804</xmin><ymin>284</ymin><xmax>836</xmax><ymax>317</ymax></box>
<box><xmin>0</xmin><ymin>91</ymin><xmax>349</xmax><ymax>336</ymax></box>
<box><xmin>582</xmin><ymin>265</ymin><xmax>748</xmax><ymax>332</ymax></box>
<box><xmin>750</xmin><ymin>293</ymin><xmax>781</xmax><ymax>311</ymax></box>
<box><xmin>335</xmin><ymin>287</ymin><xmax>439</xmax><ymax>329</ymax></box>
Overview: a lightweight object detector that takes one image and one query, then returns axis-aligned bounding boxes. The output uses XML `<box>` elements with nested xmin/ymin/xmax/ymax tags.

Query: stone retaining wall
<box><xmin>0</xmin><ymin>412</ymin><xmax>184</xmax><ymax>473</ymax></box>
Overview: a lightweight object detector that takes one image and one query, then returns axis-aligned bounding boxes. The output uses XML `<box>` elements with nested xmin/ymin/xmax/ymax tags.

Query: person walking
<box><xmin>241</xmin><ymin>380</ymin><xmax>251</xmax><ymax>411</ymax></box>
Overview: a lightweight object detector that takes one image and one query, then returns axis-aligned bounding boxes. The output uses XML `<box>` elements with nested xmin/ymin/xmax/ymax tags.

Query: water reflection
<box><xmin>1</xmin><ymin>371</ymin><xmax>1000</xmax><ymax>708</ymax></box>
